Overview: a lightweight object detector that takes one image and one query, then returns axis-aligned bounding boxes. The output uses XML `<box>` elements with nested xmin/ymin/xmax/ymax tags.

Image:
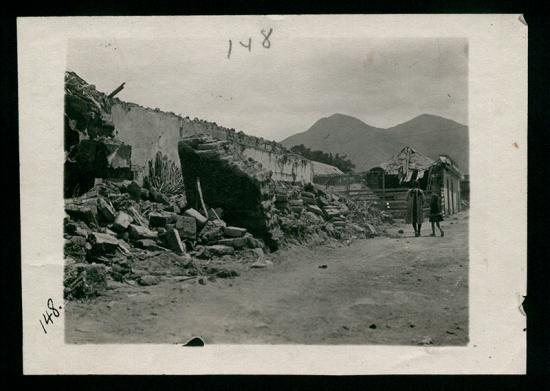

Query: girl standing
<box><xmin>429</xmin><ymin>192</ymin><xmax>445</xmax><ymax>237</ymax></box>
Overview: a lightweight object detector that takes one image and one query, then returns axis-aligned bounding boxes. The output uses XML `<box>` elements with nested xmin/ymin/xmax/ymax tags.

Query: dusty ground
<box><xmin>66</xmin><ymin>211</ymin><xmax>468</xmax><ymax>345</ymax></box>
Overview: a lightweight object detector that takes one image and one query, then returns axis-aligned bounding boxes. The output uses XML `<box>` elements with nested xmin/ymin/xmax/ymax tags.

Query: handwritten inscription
<box><xmin>227</xmin><ymin>28</ymin><xmax>273</xmax><ymax>59</ymax></box>
<box><xmin>39</xmin><ymin>298</ymin><xmax>62</xmax><ymax>334</ymax></box>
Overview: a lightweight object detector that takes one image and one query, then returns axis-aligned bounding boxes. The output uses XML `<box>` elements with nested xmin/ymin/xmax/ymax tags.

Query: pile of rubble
<box><xmin>273</xmin><ymin>182</ymin><xmax>392</xmax><ymax>246</ymax></box>
<box><xmin>64</xmin><ymin>71</ymin><xmax>133</xmax><ymax>198</ymax></box>
<box><xmin>178</xmin><ymin>134</ymin><xmax>393</xmax><ymax>251</ymax></box>
<box><xmin>63</xmin><ymin>178</ymin><xmax>267</xmax><ymax>300</ymax></box>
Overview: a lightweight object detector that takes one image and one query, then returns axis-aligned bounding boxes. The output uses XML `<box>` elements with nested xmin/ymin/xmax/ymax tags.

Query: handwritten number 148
<box><xmin>227</xmin><ymin>28</ymin><xmax>273</xmax><ymax>59</ymax></box>
<box><xmin>39</xmin><ymin>298</ymin><xmax>62</xmax><ymax>334</ymax></box>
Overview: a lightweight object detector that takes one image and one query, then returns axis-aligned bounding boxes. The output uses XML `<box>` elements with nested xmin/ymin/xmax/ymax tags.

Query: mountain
<box><xmin>281</xmin><ymin>113</ymin><xmax>468</xmax><ymax>173</ymax></box>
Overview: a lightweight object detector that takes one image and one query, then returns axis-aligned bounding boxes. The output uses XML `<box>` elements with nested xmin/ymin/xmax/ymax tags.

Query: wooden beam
<box><xmin>107</xmin><ymin>82</ymin><xmax>126</xmax><ymax>98</ymax></box>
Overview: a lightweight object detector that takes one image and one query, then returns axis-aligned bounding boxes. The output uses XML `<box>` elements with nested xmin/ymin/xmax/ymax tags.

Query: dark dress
<box><xmin>429</xmin><ymin>194</ymin><xmax>443</xmax><ymax>223</ymax></box>
<box><xmin>406</xmin><ymin>188</ymin><xmax>424</xmax><ymax>224</ymax></box>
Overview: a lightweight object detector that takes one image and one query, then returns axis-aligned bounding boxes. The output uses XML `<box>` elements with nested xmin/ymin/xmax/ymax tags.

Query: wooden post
<box><xmin>196</xmin><ymin>177</ymin><xmax>209</xmax><ymax>218</ymax></box>
<box><xmin>107</xmin><ymin>82</ymin><xmax>125</xmax><ymax>98</ymax></box>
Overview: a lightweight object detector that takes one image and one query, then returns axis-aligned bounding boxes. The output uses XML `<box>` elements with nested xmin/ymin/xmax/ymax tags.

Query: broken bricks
<box><xmin>112</xmin><ymin>211</ymin><xmax>133</xmax><ymax>232</ymax></box>
<box><xmin>148</xmin><ymin>212</ymin><xmax>177</xmax><ymax>228</ymax></box>
<box><xmin>203</xmin><ymin>245</ymin><xmax>235</xmax><ymax>257</ymax></box>
<box><xmin>183</xmin><ymin>208</ymin><xmax>207</xmax><ymax>227</ymax></box>
<box><xmin>223</xmin><ymin>226</ymin><xmax>247</xmax><ymax>238</ymax></box>
<box><xmin>64</xmin><ymin>263</ymin><xmax>108</xmax><ymax>299</ymax></box>
<box><xmin>128</xmin><ymin>224</ymin><xmax>158</xmax><ymax>240</ymax></box>
<box><xmin>175</xmin><ymin>215</ymin><xmax>197</xmax><ymax>240</ymax></box>
<box><xmin>165</xmin><ymin>229</ymin><xmax>186</xmax><ymax>254</ymax></box>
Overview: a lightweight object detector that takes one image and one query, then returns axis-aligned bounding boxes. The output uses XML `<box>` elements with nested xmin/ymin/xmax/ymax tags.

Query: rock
<box><xmin>306</xmin><ymin>204</ymin><xmax>323</xmax><ymax>216</ymax></box>
<box><xmin>199</xmin><ymin>219</ymin><xmax>225</xmax><ymax>243</ymax></box>
<box><xmin>348</xmin><ymin>223</ymin><xmax>365</xmax><ymax>233</ymax></box>
<box><xmin>64</xmin><ymin>263</ymin><xmax>107</xmax><ymax>299</ymax></box>
<box><xmin>65</xmin><ymin>201</ymin><xmax>98</xmax><ymax>225</ymax></box>
<box><xmin>223</xmin><ymin>226</ymin><xmax>247</xmax><ymax>238</ymax></box>
<box><xmin>338</xmin><ymin>204</ymin><xmax>350</xmax><ymax>214</ymax></box>
<box><xmin>136</xmin><ymin>239</ymin><xmax>164</xmax><ymax>251</ymax></box>
<box><xmin>149</xmin><ymin>212</ymin><xmax>169</xmax><ymax>228</ymax></box>
<box><xmin>418</xmin><ymin>336</ymin><xmax>434</xmax><ymax>345</ymax></box>
<box><xmin>69</xmin><ymin>235</ymin><xmax>88</xmax><ymax>247</ymax></box>
<box><xmin>165</xmin><ymin>229</ymin><xmax>185</xmax><ymax>254</ymax></box>
<box><xmin>89</xmin><ymin>232</ymin><xmax>120</xmax><ymax>254</ymax></box>
<box><xmin>126</xmin><ymin>206</ymin><xmax>148</xmax><ymax>227</ymax></box>
<box><xmin>318</xmin><ymin>264</ymin><xmax>328</xmax><ymax>269</ymax></box>
<box><xmin>96</xmin><ymin>197</ymin><xmax>116</xmax><ymax>223</ymax></box>
<box><xmin>251</xmin><ymin>247</ymin><xmax>264</xmax><ymax>258</ymax></box>
<box><xmin>250</xmin><ymin>260</ymin><xmax>272</xmax><ymax>268</ymax></box>
<box><xmin>398</xmin><ymin>229</ymin><xmax>404</xmax><ymax>234</ymax></box>
<box><xmin>324</xmin><ymin>208</ymin><xmax>341</xmax><ymax>218</ymax></box>
<box><xmin>301</xmin><ymin>191</ymin><xmax>316</xmax><ymax>199</ymax></box>
<box><xmin>305</xmin><ymin>211</ymin><xmax>322</xmax><ymax>224</ymax></box>
<box><xmin>217</xmin><ymin>236</ymin><xmax>249</xmax><ymax>250</ymax></box>
<box><xmin>301</xmin><ymin>195</ymin><xmax>317</xmax><ymax>205</ymax></box>
<box><xmin>290</xmin><ymin>206</ymin><xmax>304</xmax><ymax>214</ymax></box>
<box><xmin>112</xmin><ymin>211</ymin><xmax>133</xmax><ymax>232</ymax></box>
<box><xmin>203</xmin><ymin>245</ymin><xmax>234</xmax><ymax>257</ymax></box>
<box><xmin>138</xmin><ymin>275</ymin><xmax>160</xmax><ymax>286</ymax></box>
<box><xmin>365</xmin><ymin>223</ymin><xmax>378</xmax><ymax>237</ymax></box>
<box><xmin>198</xmin><ymin>277</ymin><xmax>207</xmax><ymax>285</ymax></box>
<box><xmin>125</xmin><ymin>181</ymin><xmax>142</xmax><ymax>200</ymax></box>
<box><xmin>73</xmin><ymin>227</ymin><xmax>89</xmax><ymax>238</ymax></box>
<box><xmin>275</xmin><ymin>194</ymin><xmax>287</xmax><ymax>202</ymax></box>
<box><xmin>247</xmin><ymin>236</ymin><xmax>265</xmax><ymax>249</ymax></box>
<box><xmin>289</xmin><ymin>199</ymin><xmax>304</xmax><ymax>207</ymax></box>
<box><xmin>66</xmin><ymin>222</ymin><xmax>89</xmax><ymax>238</ymax></box>
<box><xmin>175</xmin><ymin>216</ymin><xmax>197</xmax><ymax>240</ymax></box>
<box><xmin>128</xmin><ymin>224</ymin><xmax>158</xmax><ymax>240</ymax></box>
<box><xmin>183</xmin><ymin>208</ymin><xmax>207</xmax><ymax>226</ymax></box>
<box><xmin>64</xmin><ymin>222</ymin><xmax>78</xmax><ymax>235</ymax></box>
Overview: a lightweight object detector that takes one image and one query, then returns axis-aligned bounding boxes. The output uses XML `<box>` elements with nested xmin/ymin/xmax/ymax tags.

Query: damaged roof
<box><xmin>377</xmin><ymin>146</ymin><xmax>435</xmax><ymax>175</ymax></box>
<box><xmin>374</xmin><ymin>146</ymin><xmax>463</xmax><ymax>182</ymax></box>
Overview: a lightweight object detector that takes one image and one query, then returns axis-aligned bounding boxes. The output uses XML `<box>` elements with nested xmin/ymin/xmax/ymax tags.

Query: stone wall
<box><xmin>110</xmin><ymin>101</ymin><xmax>321</xmax><ymax>185</ymax></box>
<box><xmin>67</xmin><ymin>71</ymin><xmax>341</xmax><ymax>186</ymax></box>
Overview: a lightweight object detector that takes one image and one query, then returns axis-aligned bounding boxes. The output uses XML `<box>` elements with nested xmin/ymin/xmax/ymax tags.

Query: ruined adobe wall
<box><xmin>110</xmin><ymin>101</ymin><xmax>316</xmax><ymax>184</ymax></box>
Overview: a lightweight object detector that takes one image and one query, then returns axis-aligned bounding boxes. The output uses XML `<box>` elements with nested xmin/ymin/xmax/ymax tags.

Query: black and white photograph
<box><xmin>62</xmin><ymin>36</ymin><xmax>469</xmax><ymax>346</ymax></box>
<box><xmin>18</xmin><ymin>15</ymin><xmax>526</xmax><ymax>374</ymax></box>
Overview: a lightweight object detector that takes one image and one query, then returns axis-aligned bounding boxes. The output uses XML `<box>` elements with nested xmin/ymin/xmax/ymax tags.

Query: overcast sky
<box><xmin>67</xmin><ymin>37</ymin><xmax>467</xmax><ymax>141</ymax></box>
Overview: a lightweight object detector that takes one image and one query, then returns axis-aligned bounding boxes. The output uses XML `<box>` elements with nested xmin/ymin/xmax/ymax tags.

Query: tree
<box><xmin>290</xmin><ymin>144</ymin><xmax>355</xmax><ymax>173</ymax></box>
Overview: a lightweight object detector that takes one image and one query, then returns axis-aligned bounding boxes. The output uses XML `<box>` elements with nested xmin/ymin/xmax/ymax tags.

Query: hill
<box><xmin>281</xmin><ymin>113</ymin><xmax>468</xmax><ymax>173</ymax></box>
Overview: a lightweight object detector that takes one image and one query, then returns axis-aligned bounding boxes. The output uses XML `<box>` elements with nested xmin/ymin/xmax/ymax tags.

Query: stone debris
<box><xmin>165</xmin><ymin>229</ymin><xmax>185</xmax><ymax>254</ymax></box>
<box><xmin>63</xmin><ymin>73</ymin><xmax>393</xmax><ymax>301</ymax></box>
<box><xmin>64</xmin><ymin>263</ymin><xmax>108</xmax><ymax>299</ymax></box>
<box><xmin>175</xmin><ymin>216</ymin><xmax>197</xmax><ymax>240</ymax></box>
<box><xmin>183</xmin><ymin>208</ymin><xmax>207</xmax><ymax>226</ymax></box>
<box><xmin>112</xmin><ymin>211</ymin><xmax>133</xmax><ymax>232</ymax></box>
<box><xmin>223</xmin><ymin>226</ymin><xmax>247</xmax><ymax>238</ymax></box>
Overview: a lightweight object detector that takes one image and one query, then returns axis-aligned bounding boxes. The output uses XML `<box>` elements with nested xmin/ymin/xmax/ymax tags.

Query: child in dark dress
<box><xmin>429</xmin><ymin>193</ymin><xmax>445</xmax><ymax>237</ymax></box>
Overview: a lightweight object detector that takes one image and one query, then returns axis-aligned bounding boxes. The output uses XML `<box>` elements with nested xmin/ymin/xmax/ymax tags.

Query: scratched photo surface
<box><xmin>61</xmin><ymin>35</ymin><xmax>469</xmax><ymax>345</ymax></box>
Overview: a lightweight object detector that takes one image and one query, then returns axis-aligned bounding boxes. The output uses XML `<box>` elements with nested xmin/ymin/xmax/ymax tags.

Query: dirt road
<box><xmin>66</xmin><ymin>212</ymin><xmax>468</xmax><ymax>345</ymax></box>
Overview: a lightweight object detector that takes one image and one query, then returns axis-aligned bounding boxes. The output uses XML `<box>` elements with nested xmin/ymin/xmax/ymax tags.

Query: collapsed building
<box><xmin>366</xmin><ymin>146</ymin><xmax>464</xmax><ymax>218</ymax></box>
<box><xmin>63</xmin><ymin>72</ymin><xmax>392</xmax><ymax>299</ymax></box>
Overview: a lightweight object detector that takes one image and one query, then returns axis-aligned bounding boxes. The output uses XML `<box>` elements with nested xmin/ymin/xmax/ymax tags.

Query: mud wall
<box><xmin>110</xmin><ymin>101</ymin><xmax>320</xmax><ymax>185</ymax></box>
